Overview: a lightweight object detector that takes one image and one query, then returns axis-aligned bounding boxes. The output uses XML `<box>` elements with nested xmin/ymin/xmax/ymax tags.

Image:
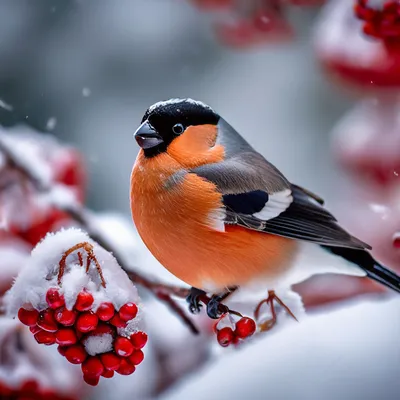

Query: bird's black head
<box><xmin>134</xmin><ymin>98</ymin><xmax>219</xmax><ymax>157</ymax></box>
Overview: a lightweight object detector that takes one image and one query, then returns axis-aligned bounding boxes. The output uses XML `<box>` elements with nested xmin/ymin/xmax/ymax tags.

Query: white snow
<box><xmin>82</xmin><ymin>87</ymin><xmax>91</xmax><ymax>97</ymax></box>
<box><xmin>83</xmin><ymin>333</ymin><xmax>113</xmax><ymax>356</ymax></box>
<box><xmin>5</xmin><ymin>228</ymin><xmax>142</xmax><ymax>337</ymax></box>
<box><xmin>0</xmin><ymin>99</ymin><xmax>13</xmax><ymax>111</ymax></box>
<box><xmin>159</xmin><ymin>297</ymin><xmax>400</xmax><ymax>400</ymax></box>
<box><xmin>147</xmin><ymin>98</ymin><xmax>214</xmax><ymax>114</ymax></box>
<box><xmin>314</xmin><ymin>0</ymin><xmax>385</xmax><ymax>66</ymax></box>
<box><xmin>0</xmin><ymin>238</ymin><xmax>30</xmax><ymax>289</ymax></box>
<box><xmin>36</xmin><ymin>183</ymin><xmax>79</xmax><ymax>211</ymax></box>
<box><xmin>46</xmin><ymin>117</ymin><xmax>57</xmax><ymax>131</ymax></box>
<box><xmin>0</xmin><ymin>127</ymin><xmax>53</xmax><ymax>189</ymax></box>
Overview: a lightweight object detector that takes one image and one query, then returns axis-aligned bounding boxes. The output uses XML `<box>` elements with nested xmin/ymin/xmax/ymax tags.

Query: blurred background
<box><xmin>0</xmin><ymin>1</ymin><xmax>399</xmax><ymax>399</ymax></box>
<box><xmin>0</xmin><ymin>0</ymin><xmax>349</xmax><ymax>215</ymax></box>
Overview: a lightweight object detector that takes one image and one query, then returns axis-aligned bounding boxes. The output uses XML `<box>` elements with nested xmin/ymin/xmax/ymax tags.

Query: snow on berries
<box><xmin>214</xmin><ymin>314</ymin><xmax>257</xmax><ymax>348</ymax></box>
<box><xmin>354</xmin><ymin>0</ymin><xmax>400</xmax><ymax>42</ymax></box>
<box><xmin>5</xmin><ymin>228</ymin><xmax>147</xmax><ymax>386</ymax></box>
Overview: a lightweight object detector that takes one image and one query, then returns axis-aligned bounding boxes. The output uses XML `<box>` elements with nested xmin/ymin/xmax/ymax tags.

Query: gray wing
<box><xmin>191</xmin><ymin>119</ymin><xmax>370</xmax><ymax>250</ymax></box>
<box><xmin>193</xmin><ymin>151</ymin><xmax>291</xmax><ymax>195</ymax></box>
<box><xmin>226</xmin><ymin>185</ymin><xmax>370</xmax><ymax>249</ymax></box>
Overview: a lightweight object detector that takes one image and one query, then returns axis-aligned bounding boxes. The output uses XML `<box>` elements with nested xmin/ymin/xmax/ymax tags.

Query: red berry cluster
<box><xmin>191</xmin><ymin>0</ymin><xmax>292</xmax><ymax>48</ymax></box>
<box><xmin>355</xmin><ymin>1</ymin><xmax>400</xmax><ymax>42</ymax></box>
<box><xmin>18</xmin><ymin>288</ymin><xmax>147</xmax><ymax>386</ymax></box>
<box><xmin>215</xmin><ymin>11</ymin><xmax>293</xmax><ymax>49</ymax></box>
<box><xmin>346</xmin><ymin>161</ymin><xmax>400</xmax><ymax>186</ymax></box>
<box><xmin>7</xmin><ymin>138</ymin><xmax>86</xmax><ymax>247</ymax></box>
<box><xmin>0</xmin><ymin>380</ymin><xmax>75</xmax><ymax>400</ymax></box>
<box><xmin>191</xmin><ymin>0</ymin><xmax>322</xmax><ymax>48</ymax></box>
<box><xmin>215</xmin><ymin>317</ymin><xmax>256</xmax><ymax>347</ymax></box>
<box><xmin>393</xmin><ymin>234</ymin><xmax>400</xmax><ymax>249</ymax></box>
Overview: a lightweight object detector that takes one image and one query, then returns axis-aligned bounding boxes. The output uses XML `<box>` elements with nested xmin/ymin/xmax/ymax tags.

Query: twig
<box><xmin>58</xmin><ymin>242</ymin><xmax>106</xmax><ymax>288</ymax></box>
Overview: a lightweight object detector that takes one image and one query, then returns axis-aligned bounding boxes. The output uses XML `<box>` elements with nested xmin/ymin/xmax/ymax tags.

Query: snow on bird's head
<box><xmin>146</xmin><ymin>98</ymin><xmax>214</xmax><ymax>115</ymax></box>
<box><xmin>141</xmin><ymin>98</ymin><xmax>217</xmax><ymax>126</ymax></box>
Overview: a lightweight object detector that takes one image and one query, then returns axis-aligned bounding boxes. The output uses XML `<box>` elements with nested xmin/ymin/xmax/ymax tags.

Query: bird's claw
<box><xmin>186</xmin><ymin>287</ymin><xmax>206</xmax><ymax>315</ymax></box>
<box><xmin>206</xmin><ymin>296</ymin><xmax>229</xmax><ymax>319</ymax></box>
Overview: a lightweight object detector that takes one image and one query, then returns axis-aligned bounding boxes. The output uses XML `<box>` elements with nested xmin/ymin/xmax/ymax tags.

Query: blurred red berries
<box><xmin>189</xmin><ymin>0</ymin><xmax>327</xmax><ymax>48</ymax></box>
<box><xmin>0</xmin><ymin>380</ymin><xmax>76</xmax><ymax>400</ymax></box>
<box><xmin>355</xmin><ymin>1</ymin><xmax>400</xmax><ymax>43</ymax></box>
<box><xmin>316</xmin><ymin>0</ymin><xmax>400</xmax><ymax>88</ymax></box>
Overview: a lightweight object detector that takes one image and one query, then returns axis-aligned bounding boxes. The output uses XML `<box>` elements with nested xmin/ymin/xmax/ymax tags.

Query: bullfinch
<box><xmin>130</xmin><ymin>98</ymin><xmax>400</xmax><ymax>319</ymax></box>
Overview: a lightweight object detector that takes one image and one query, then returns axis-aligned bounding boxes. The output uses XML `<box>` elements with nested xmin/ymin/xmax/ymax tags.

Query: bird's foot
<box><xmin>186</xmin><ymin>287</ymin><xmax>206</xmax><ymax>314</ymax></box>
<box><xmin>206</xmin><ymin>295</ymin><xmax>230</xmax><ymax>319</ymax></box>
<box><xmin>255</xmin><ymin>290</ymin><xmax>298</xmax><ymax>332</ymax></box>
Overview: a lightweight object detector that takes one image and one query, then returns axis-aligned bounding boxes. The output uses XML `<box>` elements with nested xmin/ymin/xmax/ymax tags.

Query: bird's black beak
<box><xmin>134</xmin><ymin>120</ymin><xmax>164</xmax><ymax>149</ymax></box>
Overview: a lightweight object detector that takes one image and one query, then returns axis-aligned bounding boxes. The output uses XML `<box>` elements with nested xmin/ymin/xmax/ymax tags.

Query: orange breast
<box><xmin>130</xmin><ymin>147</ymin><xmax>298</xmax><ymax>291</ymax></box>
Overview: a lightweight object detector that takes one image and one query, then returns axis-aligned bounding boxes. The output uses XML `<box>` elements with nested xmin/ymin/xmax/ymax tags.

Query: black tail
<box><xmin>322</xmin><ymin>246</ymin><xmax>400</xmax><ymax>294</ymax></box>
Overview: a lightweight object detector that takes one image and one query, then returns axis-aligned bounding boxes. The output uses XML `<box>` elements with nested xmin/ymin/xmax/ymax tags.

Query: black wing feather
<box><xmin>224</xmin><ymin>185</ymin><xmax>370</xmax><ymax>250</ymax></box>
<box><xmin>223</xmin><ymin>190</ymin><xmax>269</xmax><ymax>215</ymax></box>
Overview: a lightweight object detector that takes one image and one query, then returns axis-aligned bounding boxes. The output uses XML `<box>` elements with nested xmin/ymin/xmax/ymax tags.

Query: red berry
<box><xmin>83</xmin><ymin>374</ymin><xmax>99</xmax><ymax>386</ymax></box>
<box><xmin>0</xmin><ymin>382</ymin><xmax>12</xmax><ymax>396</ymax></box>
<box><xmin>75</xmin><ymin>291</ymin><xmax>94</xmax><ymax>312</ymax></box>
<box><xmin>130</xmin><ymin>331</ymin><xmax>148</xmax><ymax>349</ymax></box>
<box><xmin>76</xmin><ymin>312</ymin><xmax>98</xmax><ymax>333</ymax></box>
<box><xmin>114</xmin><ymin>337</ymin><xmax>134</xmax><ymax>357</ymax></box>
<box><xmin>128</xmin><ymin>350</ymin><xmax>144</xmax><ymax>365</ymax></box>
<box><xmin>18</xmin><ymin>308</ymin><xmax>39</xmax><ymax>327</ymax></box>
<box><xmin>217</xmin><ymin>327</ymin><xmax>234</xmax><ymax>347</ymax></box>
<box><xmin>109</xmin><ymin>314</ymin><xmax>127</xmax><ymax>328</ymax></box>
<box><xmin>235</xmin><ymin>317</ymin><xmax>257</xmax><ymax>338</ymax></box>
<box><xmin>82</xmin><ymin>356</ymin><xmax>104</xmax><ymax>377</ymax></box>
<box><xmin>34</xmin><ymin>330</ymin><xmax>56</xmax><ymax>345</ymax></box>
<box><xmin>96</xmin><ymin>302</ymin><xmax>115</xmax><ymax>321</ymax></box>
<box><xmin>41</xmin><ymin>389</ymin><xmax>65</xmax><ymax>400</ymax></box>
<box><xmin>101</xmin><ymin>369</ymin><xmax>114</xmax><ymax>378</ymax></box>
<box><xmin>57</xmin><ymin>345</ymin><xmax>68</xmax><ymax>357</ymax></box>
<box><xmin>118</xmin><ymin>303</ymin><xmax>138</xmax><ymax>321</ymax></box>
<box><xmin>116</xmin><ymin>359</ymin><xmax>136</xmax><ymax>375</ymax></box>
<box><xmin>89</xmin><ymin>323</ymin><xmax>115</xmax><ymax>337</ymax></box>
<box><xmin>29</xmin><ymin>325</ymin><xmax>41</xmax><ymax>335</ymax></box>
<box><xmin>65</xmin><ymin>344</ymin><xmax>87</xmax><ymax>364</ymax></box>
<box><xmin>100</xmin><ymin>353</ymin><xmax>121</xmax><ymax>371</ymax></box>
<box><xmin>54</xmin><ymin>307</ymin><xmax>77</xmax><ymax>326</ymax></box>
<box><xmin>393</xmin><ymin>236</ymin><xmax>400</xmax><ymax>249</ymax></box>
<box><xmin>20</xmin><ymin>380</ymin><xmax>39</xmax><ymax>394</ymax></box>
<box><xmin>46</xmin><ymin>288</ymin><xmax>65</xmax><ymax>309</ymax></box>
<box><xmin>37</xmin><ymin>309</ymin><xmax>58</xmax><ymax>332</ymax></box>
<box><xmin>56</xmin><ymin>329</ymin><xmax>78</xmax><ymax>346</ymax></box>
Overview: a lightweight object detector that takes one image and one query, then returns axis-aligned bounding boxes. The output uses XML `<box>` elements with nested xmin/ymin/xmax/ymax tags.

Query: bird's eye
<box><xmin>172</xmin><ymin>123</ymin><xmax>185</xmax><ymax>135</ymax></box>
